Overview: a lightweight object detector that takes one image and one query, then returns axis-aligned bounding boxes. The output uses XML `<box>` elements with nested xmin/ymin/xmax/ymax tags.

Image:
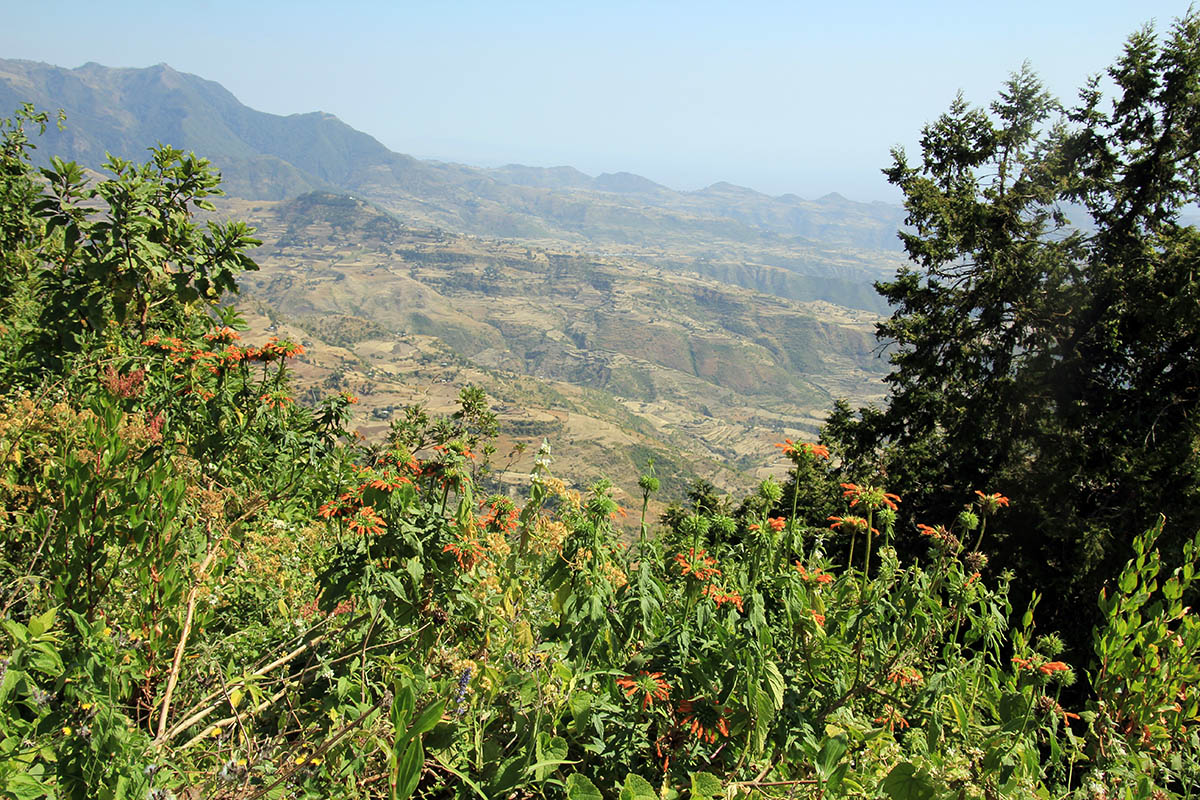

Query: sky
<box><xmin>3</xmin><ymin>0</ymin><xmax>1195</xmax><ymax>202</ymax></box>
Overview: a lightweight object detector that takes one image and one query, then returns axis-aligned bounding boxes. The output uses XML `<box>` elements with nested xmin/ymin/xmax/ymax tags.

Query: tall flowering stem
<box><xmin>839</xmin><ymin>483</ymin><xmax>899</xmax><ymax>578</ymax></box>
<box><xmin>972</xmin><ymin>491</ymin><xmax>1010</xmax><ymax>552</ymax></box>
<box><xmin>776</xmin><ymin>439</ymin><xmax>830</xmax><ymax>560</ymax></box>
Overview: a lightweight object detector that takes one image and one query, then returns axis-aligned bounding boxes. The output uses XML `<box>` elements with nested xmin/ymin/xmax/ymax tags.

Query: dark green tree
<box><xmin>825</xmin><ymin>14</ymin><xmax>1200</xmax><ymax>647</ymax></box>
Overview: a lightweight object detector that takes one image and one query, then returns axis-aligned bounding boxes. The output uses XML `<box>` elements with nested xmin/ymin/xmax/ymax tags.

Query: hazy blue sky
<box><xmin>3</xmin><ymin>1</ymin><xmax>1194</xmax><ymax>201</ymax></box>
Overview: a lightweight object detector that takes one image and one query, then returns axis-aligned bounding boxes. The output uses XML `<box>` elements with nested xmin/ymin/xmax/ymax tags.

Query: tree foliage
<box><xmin>825</xmin><ymin>14</ymin><xmax>1200</xmax><ymax>644</ymax></box>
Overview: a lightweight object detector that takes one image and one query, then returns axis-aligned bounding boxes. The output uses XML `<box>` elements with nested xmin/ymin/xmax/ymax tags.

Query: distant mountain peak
<box><xmin>698</xmin><ymin>181</ymin><xmax>761</xmax><ymax>197</ymax></box>
<box><xmin>817</xmin><ymin>191</ymin><xmax>850</xmax><ymax>204</ymax></box>
<box><xmin>593</xmin><ymin>171</ymin><xmax>666</xmax><ymax>194</ymax></box>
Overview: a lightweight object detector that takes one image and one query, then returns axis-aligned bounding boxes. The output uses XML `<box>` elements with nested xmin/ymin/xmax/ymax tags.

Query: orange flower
<box><xmin>810</xmin><ymin>610</ymin><xmax>826</xmax><ymax>627</ymax></box>
<box><xmin>346</xmin><ymin>506</ymin><xmax>385</xmax><ymax>537</ymax></box>
<box><xmin>203</xmin><ymin>326</ymin><xmax>241</xmax><ymax>343</ymax></box>
<box><xmin>616</xmin><ymin>672</ymin><xmax>671</xmax><ymax>709</ymax></box>
<box><xmin>260</xmin><ymin>391</ymin><xmax>294</xmax><ymax>410</ymax></box>
<box><xmin>444</xmin><ymin>537</ymin><xmax>483</xmax><ymax>570</ymax></box>
<box><xmin>874</xmin><ymin>705</ymin><xmax>910</xmax><ymax>733</ymax></box>
<box><xmin>776</xmin><ymin>440</ymin><xmax>830</xmax><ymax>460</ymax></box>
<box><xmin>368</xmin><ymin>473</ymin><xmax>413</xmax><ymax>491</ymax></box>
<box><xmin>674</xmin><ymin>548</ymin><xmax>721</xmax><ymax>581</ymax></box>
<box><xmin>794</xmin><ymin>563</ymin><xmax>834</xmax><ymax>585</ymax></box>
<box><xmin>702</xmin><ymin>583</ymin><xmax>744</xmax><ymax>611</ymax></box>
<box><xmin>1039</xmin><ymin>661</ymin><xmax>1070</xmax><ymax>675</ymax></box>
<box><xmin>677</xmin><ymin>699</ymin><xmax>730</xmax><ymax>744</ymax></box>
<box><xmin>974</xmin><ymin>491</ymin><xmax>1010</xmax><ymax>514</ymax></box>
<box><xmin>840</xmin><ymin>483</ymin><xmax>900</xmax><ymax>511</ymax></box>
<box><xmin>888</xmin><ymin>667</ymin><xmax>924</xmax><ymax>687</ymax></box>
<box><xmin>768</xmin><ymin>517</ymin><xmax>786</xmax><ymax>532</ymax></box>
<box><xmin>917</xmin><ymin>523</ymin><xmax>950</xmax><ymax>541</ymax></box>
<box><xmin>828</xmin><ymin>515</ymin><xmax>877</xmax><ymax>536</ymax></box>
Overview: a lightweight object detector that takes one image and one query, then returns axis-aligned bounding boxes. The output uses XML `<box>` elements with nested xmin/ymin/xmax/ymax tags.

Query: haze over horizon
<box><xmin>3</xmin><ymin>0</ymin><xmax>1193</xmax><ymax>202</ymax></box>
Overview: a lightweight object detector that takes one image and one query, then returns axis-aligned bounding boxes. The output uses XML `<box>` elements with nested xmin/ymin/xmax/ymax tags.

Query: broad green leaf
<box><xmin>816</xmin><ymin>735</ymin><xmax>848</xmax><ymax>778</ymax></box>
<box><xmin>690</xmin><ymin>771</ymin><xmax>723</xmax><ymax>799</ymax></box>
<box><xmin>566</xmin><ymin>773</ymin><xmax>603</xmax><ymax>800</ymax></box>
<box><xmin>531</xmin><ymin>733</ymin><xmax>571</xmax><ymax>780</ymax></box>
<box><xmin>27</xmin><ymin>608</ymin><xmax>56</xmax><ymax>638</ymax></box>
<box><xmin>393</xmin><ymin>739</ymin><xmax>423</xmax><ymax>800</ymax></box>
<box><xmin>390</xmin><ymin>684</ymin><xmax>415</xmax><ymax>733</ymax></box>
<box><xmin>880</xmin><ymin>763</ymin><xmax>937</xmax><ymax>800</ymax></box>
<box><xmin>619</xmin><ymin>773</ymin><xmax>657</xmax><ymax>800</ymax></box>
<box><xmin>6</xmin><ymin>772</ymin><xmax>52</xmax><ymax>800</ymax></box>
<box><xmin>763</xmin><ymin>660</ymin><xmax>785</xmax><ymax>711</ymax></box>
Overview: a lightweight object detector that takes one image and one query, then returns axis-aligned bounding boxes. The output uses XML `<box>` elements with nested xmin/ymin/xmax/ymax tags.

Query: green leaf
<box><xmin>947</xmin><ymin>694</ymin><xmax>969</xmax><ymax>732</ymax></box>
<box><xmin>763</xmin><ymin>660</ymin><xmax>785</xmax><ymax>711</ymax></box>
<box><xmin>27</xmin><ymin>608</ymin><xmax>56</xmax><ymax>638</ymax></box>
<box><xmin>390</xmin><ymin>684</ymin><xmax>414</xmax><ymax>733</ymax></box>
<box><xmin>392</xmin><ymin>739</ymin><xmax>424</xmax><ymax>800</ymax></box>
<box><xmin>880</xmin><ymin>762</ymin><xmax>938</xmax><ymax>800</ymax></box>
<box><xmin>619</xmin><ymin>773</ymin><xmax>658</xmax><ymax>800</ymax></box>
<box><xmin>816</xmin><ymin>735</ymin><xmax>848</xmax><ymax>778</ymax></box>
<box><xmin>690</xmin><ymin>771</ymin><xmax>723</xmax><ymax>799</ymax></box>
<box><xmin>566</xmin><ymin>773</ymin><xmax>603</xmax><ymax>800</ymax></box>
<box><xmin>404</xmin><ymin>699</ymin><xmax>446</xmax><ymax>744</ymax></box>
<box><xmin>5</xmin><ymin>772</ymin><xmax>53</xmax><ymax>800</ymax></box>
<box><xmin>530</xmin><ymin>733</ymin><xmax>571</xmax><ymax>781</ymax></box>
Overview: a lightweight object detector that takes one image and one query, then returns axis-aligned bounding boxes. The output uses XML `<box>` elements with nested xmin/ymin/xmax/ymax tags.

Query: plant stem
<box><xmin>972</xmin><ymin>517</ymin><xmax>988</xmax><ymax>553</ymax></box>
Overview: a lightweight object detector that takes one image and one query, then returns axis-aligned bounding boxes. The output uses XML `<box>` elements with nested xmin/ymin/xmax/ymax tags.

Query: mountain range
<box><xmin>0</xmin><ymin>56</ymin><xmax>903</xmax><ymax>502</ymax></box>
<box><xmin>0</xmin><ymin>57</ymin><xmax>907</xmax><ymax>312</ymax></box>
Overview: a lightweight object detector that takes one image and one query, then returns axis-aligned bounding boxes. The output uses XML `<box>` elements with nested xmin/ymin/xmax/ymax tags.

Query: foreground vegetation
<box><xmin>4</xmin><ymin>15</ymin><xmax>1200</xmax><ymax>800</ymax></box>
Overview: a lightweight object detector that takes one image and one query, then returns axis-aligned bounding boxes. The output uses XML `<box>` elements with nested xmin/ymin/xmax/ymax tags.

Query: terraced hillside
<box><xmin>225</xmin><ymin>193</ymin><xmax>889</xmax><ymax>508</ymax></box>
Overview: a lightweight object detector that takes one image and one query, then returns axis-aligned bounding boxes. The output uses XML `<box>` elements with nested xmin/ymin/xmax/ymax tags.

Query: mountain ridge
<box><xmin>0</xmin><ymin>57</ymin><xmax>909</xmax><ymax>292</ymax></box>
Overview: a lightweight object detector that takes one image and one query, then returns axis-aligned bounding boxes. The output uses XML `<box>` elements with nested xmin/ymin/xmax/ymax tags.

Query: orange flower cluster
<box><xmin>888</xmin><ymin>667</ymin><xmax>924</xmax><ymax>687</ymax></box>
<box><xmin>775</xmin><ymin>439</ymin><xmax>830</xmax><ymax>460</ymax></box>
<box><xmin>702</xmin><ymin>582</ymin><xmax>745</xmax><ymax>611</ymax></box>
<box><xmin>917</xmin><ymin>523</ymin><xmax>950</xmax><ymax>540</ymax></box>
<box><xmin>346</xmin><ymin>506</ymin><xmax>385</xmax><ymax>537</ymax></box>
<box><xmin>1013</xmin><ymin>657</ymin><xmax>1071</xmax><ymax>676</ymax></box>
<box><xmin>432</xmin><ymin>442</ymin><xmax>476</xmax><ymax>460</ymax></box>
<box><xmin>260</xmin><ymin>391</ymin><xmax>294</xmax><ymax>410</ymax></box>
<box><xmin>479</xmin><ymin>497</ymin><xmax>519</xmax><ymax>534</ymax></box>
<box><xmin>443</xmin><ymin>497</ymin><xmax>520</xmax><ymax>572</ymax></box>
<box><xmin>840</xmin><ymin>483</ymin><xmax>900</xmax><ymax>512</ymax></box>
<box><xmin>794</xmin><ymin>563</ymin><xmax>834</xmax><ymax>585</ymax></box>
<box><xmin>444</xmin><ymin>536</ymin><xmax>487</xmax><ymax>571</ymax></box>
<box><xmin>317</xmin><ymin>452</ymin><xmax>422</xmax><ymax>534</ymax></box>
<box><xmin>674</xmin><ymin>548</ymin><xmax>721</xmax><ymax>581</ymax></box>
<box><xmin>810</xmin><ymin>610</ymin><xmax>826</xmax><ymax>627</ymax></box>
<box><xmin>677</xmin><ymin>698</ymin><xmax>730</xmax><ymax>744</ymax></box>
<box><xmin>874</xmin><ymin>704</ymin><xmax>910</xmax><ymax>732</ymax></box>
<box><xmin>616</xmin><ymin>671</ymin><xmax>671</xmax><ymax>709</ymax></box>
<box><xmin>675</xmin><ymin>548</ymin><xmax>742</xmax><ymax>612</ymax></box>
<box><xmin>203</xmin><ymin>326</ymin><xmax>241</xmax><ymax>343</ymax></box>
<box><xmin>144</xmin><ymin>333</ymin><xmax>304</xmax><ymax>366</ymax></box>
<box><xmin>768</xmin><ymin>517</ymin><xmax>786</xmax><ymax>532</ymax></box>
